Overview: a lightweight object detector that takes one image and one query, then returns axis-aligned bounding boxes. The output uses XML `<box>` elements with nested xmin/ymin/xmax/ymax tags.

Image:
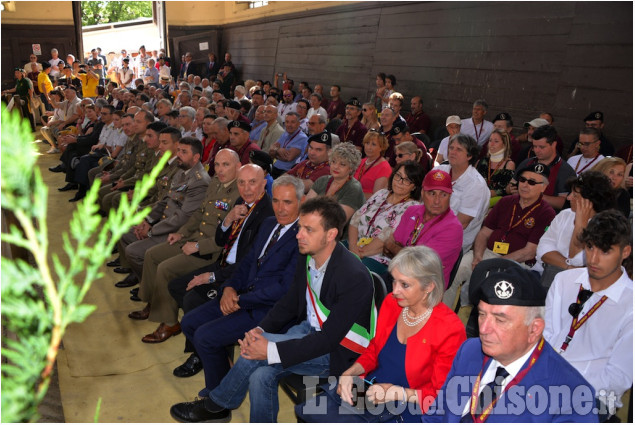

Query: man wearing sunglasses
<box><xmin>451</xmin><ymin>163</ymin><xmax>555</xmax><ymax>306</ymax></box>
<box><xmin>545</xmin><ymin>210</ymin><xmax>632</xmax><ymax>422</ymax></box>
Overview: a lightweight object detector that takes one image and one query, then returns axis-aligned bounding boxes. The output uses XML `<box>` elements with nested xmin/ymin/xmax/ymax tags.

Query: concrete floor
<box><xmin>34</xmin><ymin>135</ymin><xmax>298</xmax><ymax>422</ymax></box>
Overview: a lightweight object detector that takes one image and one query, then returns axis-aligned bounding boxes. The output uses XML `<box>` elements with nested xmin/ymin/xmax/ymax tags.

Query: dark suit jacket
<box><xmin>258</xmin><ymin>242</ymin><xmax>374</xmax><ymax>376</ymax></box>
<box><xmin>221</xmin><ymin>217</ymin><xmax>299</xmax><ymax>310</ymax></box>
<box><xmin>422</xmin><ymin>338</ymin><xmax>598</xmax><ymax>423</ymax></box>
<box><xmin>213</xmin><ymin>193</ymin><xmax>274</xmax><ymax>282</ymax></box>
<box><xmin>179</xmin><ymin>60</ymin><xmax>199</xmax><ymax>79</ymax></box>
<box><xmin>206</xmin><ymin>61</ymin><xmax>221</xmax><ymax>79</ymax></box>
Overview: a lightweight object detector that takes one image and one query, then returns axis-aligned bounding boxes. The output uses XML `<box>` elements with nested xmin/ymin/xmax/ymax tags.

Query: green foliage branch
<box><xmin>81</xmin><ymin>1</ymin><xmax>152</xmax><ymax>27</ymax></box>
<box><xmin>0</xmin><ymin>107</ymin><xmax>167</xmax><ymax>422</ymax></box>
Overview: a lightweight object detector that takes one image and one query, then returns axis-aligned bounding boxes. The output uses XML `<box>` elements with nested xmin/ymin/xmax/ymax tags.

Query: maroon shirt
<box><xmin>327</xmin><ymin>98</ymin><xmax>346</xmax><ymax>120</ymax></box>
<box><xmin>483</xmin><ymin>194</ymin><xmax>555</xmax><ymax>265</ymax></box>
<box><xmin>405</xmin><ymin>111</ymin><xmax>431</xmax><ymax>134</ymax></box>
<box><xmin>335</xmin><ymin>119</ymin><xmax>368</xmax><ymax>150</ymax></box>
<box><xmin>287</xmin><ymin>159</ymin><xmax>331</xmax><ymax>182</ymax></box>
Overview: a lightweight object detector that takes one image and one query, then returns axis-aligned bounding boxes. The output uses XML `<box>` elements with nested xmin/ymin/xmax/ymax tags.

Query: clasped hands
<box><xmin>238</xmin><ymin>326</ymin><xmax>268</xmax><ymax>361</ymax></box>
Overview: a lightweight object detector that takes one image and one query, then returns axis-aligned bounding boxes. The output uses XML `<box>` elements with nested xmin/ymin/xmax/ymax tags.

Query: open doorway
<box><xmin>77</xmin><ymin>1</ymin><xmax>166</xmax><ymax>76</ymax></box>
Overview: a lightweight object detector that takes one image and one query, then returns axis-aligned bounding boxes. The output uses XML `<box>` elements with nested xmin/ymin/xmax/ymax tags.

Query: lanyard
<box><xmin>364</xmin><ymin>194</ymin><xmax>410</xmax><ymax>236</ymax></box>
<box><xmin>501</xmin><ymin>198</ymin><xmax>541</xmax><ymax>242</ymax></box>
<box><xmin>469</xmin><ymin>337</ymin><xmax>545</xmax><ymax>423</ymax></box>
<box><xmin>282</xmin><ymin>129</ymin><xmax>301</xmax><ymax>149</ymax></box>
<box><xmin>574</xmin><ymin>154</ymin><xmax>600</xmax><ymax>174</ymax></box>
<box><xmin>487</xmin><ymin>159</ymin><xmax>506</xmax><ymax>185</ymax></box>
<box><xmin>408</xmin><ymin>208</ymin><xmax>450</xmax><ymax>246</ymax></box>
<box><xmin>298</xmin><ymin>160</ymin><xmax>328</xmax><ymax>179</ymax></box>
<box><xmin>325</xmin><ymin>176</ymin><xmax>350</xmax><ymax>197</ymax></box>
<box><xmin>559</xmin><ymin>284</ymin><xmax>608</xmax><ymax>353</ymax></box>
<box><xmin>358</xmin><ymin>158</ymin><xmax>381</xmax><ymax>181</ymax></box>
<box><xmin>219</xmin><ymin>192</ymin><xmax>264</xmax><ymax>266</ymax></box>
<box><xmin>473</xmin><ymin>120</ymin><xmax>484</xmax><ymax>142</ymax></box>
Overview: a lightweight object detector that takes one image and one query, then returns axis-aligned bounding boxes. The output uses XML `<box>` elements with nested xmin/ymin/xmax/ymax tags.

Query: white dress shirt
<box><xmin>533</xmin><ymin>208</ymin><xmax>586</xmax><ymax>273</ymax></box>
<box><xmin>544</xmin><ymin>267</ymin><xmax>633</xmax><ymax>407</ymax></box>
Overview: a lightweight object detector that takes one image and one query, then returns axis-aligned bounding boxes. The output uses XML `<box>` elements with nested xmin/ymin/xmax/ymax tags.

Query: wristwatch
<box><xmin>208</xmin><ymin>272</ymin><xmax>216</xmax><ymax>284</ymax></box>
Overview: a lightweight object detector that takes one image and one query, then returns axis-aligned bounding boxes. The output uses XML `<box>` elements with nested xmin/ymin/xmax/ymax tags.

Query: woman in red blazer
<box><xmin>296</xmin><ymin>245</ymin><xmax>466</xmax><ymax>422</ymax></box>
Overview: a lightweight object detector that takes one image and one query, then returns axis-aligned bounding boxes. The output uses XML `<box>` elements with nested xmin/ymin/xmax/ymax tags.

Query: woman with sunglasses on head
<box><xmin>534</xmin><ymin>171</ymin><xmax>616</xmax><ymax>287</ymax></box>
<box><xmin>361</xmin><ymin>102</ymin><xmax>380</xmax><ymax>131</ymax></box>
<box><xmin>348</xmin><ymin>161</ymin><xmax>423</xmax><ymax>274</ymax></box>
<box><xmin>476</xmin><ymin>128</ymin><xmax>516</xmax><ymax>207</ymax></box>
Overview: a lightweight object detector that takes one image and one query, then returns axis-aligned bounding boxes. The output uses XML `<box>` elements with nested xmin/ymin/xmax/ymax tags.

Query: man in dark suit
<box><xmin>170</xmin><ymin>196</ymin><xmax>374</xmax><ymax>423</ymax></box>
<box><xmin>205</xmin><ymin>52</ymin><xmax>221</xmax><ymax>80</ymax></box>
<box><xmin>422</xmin><ymin>265</ymin><xmax>597</xmax><ymax>423</ymax></box>
<box><xmin>168</xmin><ymin>175</ymin><xmax>303</xmax><ymax>387</ymax></box>
<box><xmin>178</xmin><ymin>52</ymin><xmax>198</xmax><ymax>80</ymax></box>
<box><xmin>129</xmin><ymin>163</ymin><xmax>273</xmax><ymax>343</ymax></box>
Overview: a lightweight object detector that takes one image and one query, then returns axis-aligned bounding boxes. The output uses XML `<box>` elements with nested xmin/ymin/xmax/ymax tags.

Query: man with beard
<box><xmin>113</xmin><ymin>137</ymin><xmax>211</xmax><ymax>289</ymax></box>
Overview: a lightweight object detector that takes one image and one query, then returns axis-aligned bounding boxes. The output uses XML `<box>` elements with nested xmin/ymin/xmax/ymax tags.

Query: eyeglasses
<box><xmin>517</xmin><ymin>176</ymin><xmax>544</xmax><ymax>186</ymax></box>
<box><xmin>568</xmin><ymin>289</ymin><xmax>593</xmax><ymax>317</ymax></box>
<box><xmin>396</xmin><ymin>153</ymin><xmax>412</xmax><ymax>159</ymax></box>
<box><xmin>393</xmin><ymin>173</ymin><xmax>413</xmax><ymax>185</ymax></box>
<box><xmin>577</xmin><ymin>140</ymin><xmax>599</xmax><ymax>147</ymax></box>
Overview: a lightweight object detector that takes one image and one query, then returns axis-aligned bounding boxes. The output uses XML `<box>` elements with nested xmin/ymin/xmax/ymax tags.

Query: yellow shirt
<box><xmin>78</xmin><ymin>73</ymin><xmax>99</xmax><ymax>98</ymax></box>
<box><xmin>37</xmin><ymin>72</ymin><xmax>53</xmax><ymax>95</ymax></box>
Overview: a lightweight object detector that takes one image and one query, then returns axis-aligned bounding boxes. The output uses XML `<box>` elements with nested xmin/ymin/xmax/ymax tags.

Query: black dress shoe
<box><xmin>130</xmin><ymin>287</ymin><xmax>139</xmax><ymax>296</ymax></box>
<box><xmin>68</xmin><ymin>191</ymin><xmax>86</xmax><ymax>202</ymax></box>
<box><xmin>58</xmin><ymin>183</ymin><xmax>78</xmax><ymax>192</ymax></box>
<box><xmin>170</xmin><ymin>398</ymin><xmax>231</xmax><ymax>423</ymax></box>
<box><xmin>111</xmin><ymin>245</ymin><xmax>118</xmax><ymax>255</ymax></box>
<box><xmin>106</xmin><ymin>257</ymin><xmax>121</xmax><ymax>267</ymax></box>
<box><xmin>173</xmin><ymin>354</ymin><xmax>203</xmax><ymax>378</ymax></box>
<box><xmin>115</xmin><ymin>274</ymin><xmax>139</xmax><ymax>288</ymax></box>
<box><xmin>113</xmin><ymin>267</ymin><xmax>132</xmax><ymax>274</ymax></box>
<box><xmin>130</xmin><ymin>293</ymin><xmax>141</xmax><ymax>302</ymax></box>
<box><xmin>49</xmin><ymin>164</ymin><xmax>65</xmax><ymax>173</ymax></box>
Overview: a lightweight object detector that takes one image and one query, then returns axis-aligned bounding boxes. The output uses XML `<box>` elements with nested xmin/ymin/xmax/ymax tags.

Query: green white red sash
<box><xmin>305</xmin><ymin>255</ymin><xmax>376</xmax><ymax>354</ymax></box>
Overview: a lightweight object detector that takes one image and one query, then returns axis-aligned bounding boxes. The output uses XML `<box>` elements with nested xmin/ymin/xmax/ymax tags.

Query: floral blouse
<box><xmin>350</xmin><ymin>189</ymin><xmax>418</xmax><ymax>265</ymax></box>
<box><xmin>476</xmin><ymin>158</ymin><xmax>515</xmax><ymax>197</ymax></box>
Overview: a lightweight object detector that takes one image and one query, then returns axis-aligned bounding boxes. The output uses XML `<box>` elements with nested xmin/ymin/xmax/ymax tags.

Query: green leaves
<box><xmin>0</xmin><ymin>106</ymin><xmax>168</xmax><ymax>422</ymax></box>
<box><xmin>81</xmin><ymin>1</ymin><xmax>152</xmax><ymax>26</ymax></box>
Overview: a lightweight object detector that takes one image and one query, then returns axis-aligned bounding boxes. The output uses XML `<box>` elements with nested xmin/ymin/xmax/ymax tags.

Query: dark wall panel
<box><xmin>1</xmin><ymin>24</ymin><xmax>76</xmax><ymax>90</ymax></box>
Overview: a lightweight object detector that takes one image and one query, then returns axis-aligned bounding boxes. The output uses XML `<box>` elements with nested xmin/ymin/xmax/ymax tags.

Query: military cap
<box><xmin>250</xmin><ymin>150</ymin><xmax>273</xmax><ymax>174</ymax></box>
<box><xmin>307</xmin><ymin>131</ymin><xmax>332</xmax><ymax>146</ymax></box>
<box><xmin>227</xmin><ymin>120</ymin><xmax>251</xmax><ymax>133</ymax></box>
<box><xmin>583</xmin><ymin>111</ymin><xmax>603</xmax><ymax>122</ymax></box>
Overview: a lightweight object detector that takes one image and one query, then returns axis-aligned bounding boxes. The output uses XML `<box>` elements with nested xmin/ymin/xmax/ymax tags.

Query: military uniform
<box><xmin>119</xmin><ymin>161</ymin><xmax>211</xmax><ymax>278</ymax></box>
<box><xmin>139</xmin><ymin>157</ymin><xmax>181</xmax><ymax>208</ymax></box>
<box><xmin>101</xmin><ymin>146</ymin><xmax>160</xmax><ymax>212</ymax></box>
<box><xmin>94</xmin><ymin>135</ymin><xmax>142</xmax><ymax>201</ymax></box>
<box><xmin>139</xmin><ymin>177</ymin><xmax>240</xmax><ymax>325</ymax></box>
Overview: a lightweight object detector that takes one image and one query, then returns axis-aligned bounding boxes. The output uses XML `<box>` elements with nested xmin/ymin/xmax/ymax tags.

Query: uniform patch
<box><xmin>494</xmin><ymin>280</ymin><xmax>514</xmax><ymax>299</ymax></box>
<box><xmin>524</xmin><ymin>217</ymin><xmax>536</xmax><ymax>228</ymax></box>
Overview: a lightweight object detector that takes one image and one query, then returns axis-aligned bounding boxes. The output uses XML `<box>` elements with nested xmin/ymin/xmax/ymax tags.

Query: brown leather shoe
<box><xmin>141</xmin><ymin>322</ymin><xmax>181</xmax><ymax>343</ymax></box>
<box><xmin>128</xmin><ymin>303</ymin><xmax>151</xmax><ymax>320</ymax></box>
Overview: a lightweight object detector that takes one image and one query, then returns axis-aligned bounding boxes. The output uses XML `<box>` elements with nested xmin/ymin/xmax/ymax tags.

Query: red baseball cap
<box><xmin>423</xmin><ymin>170</ymin><xmax>452</xmax><ymax>194</ymax></box>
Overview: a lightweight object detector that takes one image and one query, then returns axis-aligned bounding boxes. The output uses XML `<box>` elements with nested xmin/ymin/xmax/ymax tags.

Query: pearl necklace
<box><xmin>401</xmin><ymin>306</ymin><xmax>432</xmax><ymax>327</ymax></box>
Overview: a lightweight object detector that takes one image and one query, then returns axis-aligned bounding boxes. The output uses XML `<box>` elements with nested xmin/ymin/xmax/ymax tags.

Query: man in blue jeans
<box><xmin>170</xmin><ymin>196</ymin><xmax>375</xmax><ymax>422</ymax></box>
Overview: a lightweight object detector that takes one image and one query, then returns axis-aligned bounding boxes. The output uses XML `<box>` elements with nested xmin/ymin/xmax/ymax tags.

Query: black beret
<box><xmin>249</xmin><ymin>149</ymin><xmax>272</xmax><ymax>174</ymax></box>
<box><xmin>493</xmin><ymin>112</ymin><xmax>512</xmax><ymax>123</ymax></box>
<box><xmin>475</xmin><ymin>264</ymin><xmax>546</xmax><ymax>307</ymax></box>
<box><xmin>515</xmin><ymin>162</ymin><xmax>550</xmax><ymax>180</ymax></box>
<box><xmin>346</xmin><ymin>98</ymin><xmax>362</xmax><ymax>108</ymax></box>
<box><xmin>390</xmin><ymin>120</ymin><xmax>408</xmax><ymax>136</ymax></box>
<box><xmin>252</xmin><ymin>89</ymin><xmax>265</xmax><ymax>97</ymax></box>
<box><xmin>307</xmin><ymin>131</ymin><xmax>332</xmax><ymax>146</ymax></box>
<box><xmin>226</xmin><ymin>100</ymin><xmax>241</xmax><ymax>111</ymax></box>
<box><xmin>584</xmin><ymin>111</ymin><xmax>603</xmax><ymax>122</ymax></box>
<box><xmin>227</xmin><ymin>120</ymin><xmax>251</xmax><ymax>133</ymax></box>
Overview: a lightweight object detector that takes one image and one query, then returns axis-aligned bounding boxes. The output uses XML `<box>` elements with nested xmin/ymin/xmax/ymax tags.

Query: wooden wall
<box><xmin>218</xmin><ymin>1</ymin><xmax>632</xmax><ymax>149</ymax></box>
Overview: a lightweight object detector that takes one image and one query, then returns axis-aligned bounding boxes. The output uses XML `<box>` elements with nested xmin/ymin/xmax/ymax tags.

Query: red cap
<box><xmin>423</xmin><ymin>170</ymin><xmax>452</xmax><ymax>194</ymax></box>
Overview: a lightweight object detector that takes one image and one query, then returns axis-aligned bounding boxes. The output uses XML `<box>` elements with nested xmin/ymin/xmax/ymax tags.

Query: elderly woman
<box><xmin>306</xmin><ymin>142</ymin><xmax>365</xmax><ymax>221</ymax></box>
<box><xmin>384</xmin><ymin>170</ymin><xmax>463</xmax><ymax>288</ymax></box>
<box><xmin>348</xmin><ymin>161</ymin><xmax>423</xmax><ymax>274</ymax></box>
<box><xmin>476</xmin><ymin>129</ymin><xmax>516</xmax><ymax>207</ymax></box>
<box><xmin>534</xmin><ymin>171</ymin><xmax>616</xmax><ymax>287</ymax></box>
<box><xmin>593</xmin><ymin>157</ymin><xmax>630</xmax><ymax>218</ymax></box>
<box><xmin>434</xmin><ymin>134</ymin><xmax>490</xmax><ymax>253</ymax></box>
<box><xmin>296</xmin><ymin>246</ymin><xmax>466</xmax><ymax>422</ymax></box>
<box><xmin>361</xmin><ymin>102</ymin><xmax>380</xmax><ymax>131</ymax></box>
<box><xmin>355</xmin><ymin>131</ymin><xmax>392</xmax><ymax>199</ymax></box>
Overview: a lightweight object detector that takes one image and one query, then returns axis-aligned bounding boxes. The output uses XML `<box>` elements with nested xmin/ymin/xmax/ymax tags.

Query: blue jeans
<box><xmin>207</xmin><ymin>321</ymin><xmax>330</xmax><ymax>422</ymax></box>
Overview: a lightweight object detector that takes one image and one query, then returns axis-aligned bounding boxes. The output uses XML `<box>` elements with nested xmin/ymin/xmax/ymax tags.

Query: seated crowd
<box><xmin>17</xmin><ymin>43</ymin><xmax>634</xmax><ymax>422</ymax></box>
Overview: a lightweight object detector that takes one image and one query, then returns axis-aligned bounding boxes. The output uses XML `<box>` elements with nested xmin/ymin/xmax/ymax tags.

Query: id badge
<box><xmin>493</xmin><ymin>241</ymin><xmax>510</xmax><ymax>255</ymax></box>
<box><xmin>357</xmin><ymin>237</ymin><xmax>373</xmax><ymax>247</ymax></box>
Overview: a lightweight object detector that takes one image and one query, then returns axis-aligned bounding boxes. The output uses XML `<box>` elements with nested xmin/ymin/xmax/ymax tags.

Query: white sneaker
<box><xmin>46</xmin><ymin>147</ymin><xmax>60</xmax><ymax>154</ymax></box>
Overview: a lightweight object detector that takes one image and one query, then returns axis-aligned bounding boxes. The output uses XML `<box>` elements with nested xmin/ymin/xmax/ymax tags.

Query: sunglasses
<box><xmin>568</xmin><ymin>289</ymin><xmax>593</xmax><ymax>317</ymax></box>
<box><xmin>517</xmin><ymin>176</ymin><xmax>544</xmax><ymax>186</ymax></box>
<box><xmin>396</xmin><ymin>153</ymin><xmax>412</xmax><ymax>159</ymax></box>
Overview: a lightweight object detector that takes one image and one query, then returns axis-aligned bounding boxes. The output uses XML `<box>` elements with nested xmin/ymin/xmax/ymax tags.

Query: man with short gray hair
<box><xmin>461</xmin><ymin>99</ymin><xmax>494</xmax><ymax>147</ymax></box>
<box><xmin>179</xmin><ymin>106</ymin><xmax>197</xmax><ymax>138</ymax></box>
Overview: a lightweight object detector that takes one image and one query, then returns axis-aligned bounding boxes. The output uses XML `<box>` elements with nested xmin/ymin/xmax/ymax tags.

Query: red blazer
<box><xmin>356</xmin><ymin>295</ymin><xmax>466</xmax><ymax>410</ymax></box>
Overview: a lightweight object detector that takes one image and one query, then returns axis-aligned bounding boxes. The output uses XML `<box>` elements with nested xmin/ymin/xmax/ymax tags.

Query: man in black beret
<box><xmin>225</xmin><ymin>100</ymin><xmax>250</xmax><ymax>125</ymax></box>
<box><xmin>389</xmin><ymin>120</ymin><xmax>432</xmax><ymax>174</ymax></box>
<box><xmin>335</xmin><ymin>98</ymin><xmax>368</xmax><ymax>151</ymax></box>
<box><xmin>228</xmin><ymin>120</ymin><xmax>261</xmax><ymax>165</ymax></box>
<box><xmin>287</xmin><ymin>131</ymin><xmax>332</xmax><ymax>193</ymax></box>
<box><xmin>567</xmin><ymin>111</ymin><xmax>615</xmax><ymax>158</ymax></box>
<box><xmin>424</xmin><ymin>262</ymin><xmax>597</xmax><ymax>422</ymax></box>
